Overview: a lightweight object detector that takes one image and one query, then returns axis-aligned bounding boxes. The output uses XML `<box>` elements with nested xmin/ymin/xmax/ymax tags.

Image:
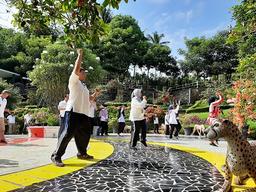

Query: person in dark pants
<box><xmin>168</xmin><ymin>102</ymin><xmax>180</xmax><ymax>139</ymax></box>
<box><xmin>88</xmin><ymin>91</ymin><xmax>100</xmax><ymax>135</ymax></box>
<box><xmin>153</xmin><ymin>113</ymin><xmax>160</xmax><ymax>134</ymax></box>
<box><xmin>51</xmin><ymin>49</ymin><xmax>100</xmax><ymax>167</ymax></box>
<box><xmin>99</xmin><ymin>105</ymin><xmax>109</xmax><ymax>136</ymax></box>
<box><xmin>117</xmin><ymin>105</ymin><xmax>126</xmax><ymax>136</ymax></box>
<box><xmin>57</xmin><ymin>94</ymin><xmax>69</xmax><ymax>138</ymax></box>
<box><xmin>129</xmin><ymin>89</ymin><xmax>147</xmax><ymax>149</ymax></box>
<box><xmin>164</xmin><ymin>112</ymin><xmax>170</xmax><ymax>135</ymax></box>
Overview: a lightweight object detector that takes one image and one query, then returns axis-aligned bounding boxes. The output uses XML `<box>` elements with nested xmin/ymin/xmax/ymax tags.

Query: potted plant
<box><xmin>180</xmin><ymin>114</ymin><xmax>194</xmax><ymax>135</ymax></box>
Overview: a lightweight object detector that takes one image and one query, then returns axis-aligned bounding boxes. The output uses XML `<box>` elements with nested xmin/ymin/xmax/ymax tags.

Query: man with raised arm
<box><xmin>51</xmin><ymin>49</ymin><xmax>99</xmax><ymax>167</ymax></box>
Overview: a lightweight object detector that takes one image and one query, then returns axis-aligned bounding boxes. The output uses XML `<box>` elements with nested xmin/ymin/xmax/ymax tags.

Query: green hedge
<box><xmin>186</xmin><ymin>105</ymin><xmax>233</xmax><ymax>113</ymax></box>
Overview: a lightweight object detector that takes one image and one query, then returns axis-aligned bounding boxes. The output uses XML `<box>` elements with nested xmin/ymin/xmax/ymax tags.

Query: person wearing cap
<box><xmin>129</xmin><ymin>89</ymin><xmax>147</xmax><ymax>149</ymax></box>
<box><xmin>51</xmin><ymin>49</ymin><xmax>100</xmax><ymax>167</ymax></box>
<box><xmin>0</xmin><ymin>90</ymin><xmax>11</xmax><ymax>143</ymax></box>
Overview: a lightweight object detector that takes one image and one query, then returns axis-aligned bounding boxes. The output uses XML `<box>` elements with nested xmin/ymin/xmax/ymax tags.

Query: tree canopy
<box><xmin>7</xmin><ymin>0</ymin><xmax>132</xmax><ymax>46</ymax></box>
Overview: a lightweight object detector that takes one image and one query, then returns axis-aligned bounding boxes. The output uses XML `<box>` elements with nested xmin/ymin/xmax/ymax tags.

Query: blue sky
<box><xmin>112</xmin><ymin>0</ymin><xmax>239</xmax><ymax>59</ymax></box>
<box><xmin>0</xmin><ymin>0</ymin><xmax>238</xmax><ymax>59</ymax></box>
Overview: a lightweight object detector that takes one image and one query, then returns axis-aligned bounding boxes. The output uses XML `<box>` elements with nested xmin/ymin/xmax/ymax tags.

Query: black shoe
<box><xmin>0</xmin><ymin>140</ymin><xmax>7</xmax><ymax>144</ymax></box>
<box><xmin>51</xmin><ymin>156</ymin><xmax>64</xmax><ymax>167</ymax></box>
<box><xmin>77</xmin><ymin>154</ymin><xmax>94</xmax><ymax>160</ymax></box>
<box><xmin>141</xmin><ymin>141</ymin><xmax>147</xmax><ymax>147</ymax></box>
<box><xmin>130</xmin><ymin>145</ymin><xmax>137</xmax><ymax>150</ymax></box>
<box><xmin>210</xmin><ymin>142</ymin><xmax>218</xmax><ymax>147</ymax></box>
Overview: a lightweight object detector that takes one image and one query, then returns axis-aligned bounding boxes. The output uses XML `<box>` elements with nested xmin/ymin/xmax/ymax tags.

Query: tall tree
<box><xmin>179</xmin><ymin>31</ymin><xmax>239</xmax><ymax>80</ymax></box>
<box><xmin>144</xmin><ymin>44</ymin><xmax>178</xmax><ymax>77</ymax></box>
<box><xmin>228</xmin><ymin>0</ymin><xmax>256</xmax><ymax>78</ymax></box>
<box><xmin>92</xmin><ymin>15</ymin><xmax>146</xmax><ymax>78</ymax></box>
<box><xmin>147</xmin><ymin>32</ymin><xmax>170</xmax><ymax>45</ymax></box>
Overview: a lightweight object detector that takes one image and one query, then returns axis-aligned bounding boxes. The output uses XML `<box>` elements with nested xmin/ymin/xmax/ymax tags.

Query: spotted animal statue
<box><xmin>205</xmin><ymin>120</ymin><xmax>256</xmax><ymax>192</ymax></box>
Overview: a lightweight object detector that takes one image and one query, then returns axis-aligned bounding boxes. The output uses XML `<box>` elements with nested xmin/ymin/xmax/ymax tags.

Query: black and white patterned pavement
<box><xmin>13</xmin><ymin>140</ymin><xmax>224</xmax><ymax>192</ymax></box>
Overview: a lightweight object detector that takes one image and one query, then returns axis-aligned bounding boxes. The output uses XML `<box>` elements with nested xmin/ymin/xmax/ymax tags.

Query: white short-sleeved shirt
<box><xmin>88</xmin><ymin>101</ymin><xmax>96</xmax><ymax>118</ymax></box>
<box><xmin>154</xmin><ymin>117</ymin><xmax>159</xmax><ymax>124</ymax></box>
<box><xmin>65</xmin><ymin>72</ymin><xmax>90</xmax><ymax>116</ymax></box>
<box><xmin>24</xmin><ymin>114</ymin><xmax>33</xmax><ymax>124</ymax></box>
<box><xmin>7</xmin><ymin>115</ymin><xmax>15</xmax><ymax>124</ymax></box>
<box><xmin>58</xmin><ymin>100</ymin><xmax>67</xmax><ymax>117</ymax></box>
<box><xmin>129</xmin><ymin>98</ymin><xmax>147</xmax><ymax>121</ymax></box>
<box><xmin>118</xmin><ymin>112</ymin><xmax>125</xmax><ymax>123</ymax></box>
<box><xmin>168</xmin><ymin>109</ymin><xmax>178</xmax><ymax>125</ymax></box>
<box><xmin>0</xmin><ymin>97</ymin><xmax>7</xmax><ymax>118</ymax></box>
<box><xmin>165</xmin><ymin>114</ymin><xmax>169</xmax><ymax>125</ymax></box>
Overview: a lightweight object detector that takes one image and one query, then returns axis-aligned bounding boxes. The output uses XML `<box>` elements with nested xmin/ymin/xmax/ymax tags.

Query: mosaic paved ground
<box><xmin>12</xmin><ymin>141</ymin><xmax>224</xmax><ymax>192</ymax></box>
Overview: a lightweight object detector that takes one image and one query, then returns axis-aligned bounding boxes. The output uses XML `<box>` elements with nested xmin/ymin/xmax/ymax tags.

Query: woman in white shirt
<box><xmin>168</xmin><ymin>103</ymin><xmax>180</xmax><ymax>139</ymax></box>
<box><xmin>129</xmin><ymin>89</ymin><xmax>147</xmax><ymax>149</ymax></box>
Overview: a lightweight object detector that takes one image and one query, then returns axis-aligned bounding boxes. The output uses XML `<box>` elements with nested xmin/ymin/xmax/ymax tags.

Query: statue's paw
<box><xmin>220</xmin><ymin>181</ymin><xmax>232</xmax><ymax>192</ymax></box>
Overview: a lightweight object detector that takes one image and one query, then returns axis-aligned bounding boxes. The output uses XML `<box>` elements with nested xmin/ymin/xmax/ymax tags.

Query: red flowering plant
<box><xmin>226</xmin><ymin>79</ymin><xmax>256</xmax><ymax>130</ymax></box>
<box><xmin>145</xmin><ymin>106</ymin><xmax>165</xmax><ymax>119</ymax></box>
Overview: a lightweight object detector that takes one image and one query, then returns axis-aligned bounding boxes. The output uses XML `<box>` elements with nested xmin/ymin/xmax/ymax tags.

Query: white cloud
<box><xmin>200</xmin><ymin>23</ymin><xmax>229</xmax><ymax>37</ymax></box>
<box><xmin>174</xmin><ymin>10</ymin><xmax>194</xmax><ymax>23</ymax></box>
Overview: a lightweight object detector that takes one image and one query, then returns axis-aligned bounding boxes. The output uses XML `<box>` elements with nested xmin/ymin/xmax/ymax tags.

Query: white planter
<box><xmin>44</xmin><ymin>126</ymin><xmax>60</xmax><ymax>138</ymax></box>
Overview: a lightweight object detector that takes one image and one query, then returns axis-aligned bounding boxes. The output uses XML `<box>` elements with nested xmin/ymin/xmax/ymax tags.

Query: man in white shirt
<box><xmin>57</xmin><ymin>94</ymin><xmax>69</xmax><ymax>138</ymax></box>
<box><xmin>7</xmin><ymin>112</ymin><xmax>16</xmax><ymax>134</ymax></box>
<box><xmin>23</xmin><ymin>112</ymin><xmax>33</xmax><ymax>134</ymax></box>
<box><xmin>51</xmin><ymin>49</ymin><xmax>100</xmax><ymax>167</ymax></box>
<box><xmin>0</xmin><ymin>90</ymin><xmax>11</xmax><ymax>143</ymax></box>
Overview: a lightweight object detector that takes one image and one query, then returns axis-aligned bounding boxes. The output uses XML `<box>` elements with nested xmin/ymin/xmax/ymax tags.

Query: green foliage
<box><xmin>47</xmin><ymin>114</ymin><xmax>59</xmax><ymax>126</ymax></box>
<box><xmin>0</xmin><ymin>79</ymin><xmax>22</xmax><ymax>110</ymax></box>
<box><xmin>92</xmin><ymin>15</ymin><xmax>146</xmax><ymax>76</ymax></box>
<box><xmin>0</xmin><ymin>28</ymin><xmax>52</xmax><ymax>76</ymax></box>
<box><xmin>228</xmin><ymin>0</ymin><xmax>256</xmax><ymax>76</ymax></box>
<box><xmin>14</xmin><ymin>106</ymin><xmax>59</xmax><ymax>128</ymax></box>
<box><xmin>179</xmin><ymin>31</ymin><xmax>239</xmax><ymax>80</ymax></box>
<box><xmin>8</xmin><ymin>0</ymin><xmax>131</xmax><ymax>46</ymax></box>
<box><xmin>186</xmin><ymin>105</ymin><xmax>232</xmax><ymax>114</ymax></box>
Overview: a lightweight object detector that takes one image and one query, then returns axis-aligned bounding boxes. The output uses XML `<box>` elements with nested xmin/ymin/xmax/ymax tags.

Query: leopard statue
<box><xmin>205</xmin><ymin>120</ymin><xmax>256</xmax><ymax>192</ymax></box>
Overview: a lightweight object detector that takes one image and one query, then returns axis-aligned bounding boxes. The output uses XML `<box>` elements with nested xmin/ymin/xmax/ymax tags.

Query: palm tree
<box><xmin>147</xmin><ymin>32</ymin><xmax>170</xmax><ymax>45</ymax></box>
<box><xmin>101</xmin><ymin>8</ymin><xmax>112</xmax><ymax>24</ymax></box>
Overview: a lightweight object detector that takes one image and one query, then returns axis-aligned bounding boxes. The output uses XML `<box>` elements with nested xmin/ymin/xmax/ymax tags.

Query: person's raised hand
<box><xmin>77</xmin><ymin>48</ymin><xmax>83</xmax><ymax>55</ymax></box>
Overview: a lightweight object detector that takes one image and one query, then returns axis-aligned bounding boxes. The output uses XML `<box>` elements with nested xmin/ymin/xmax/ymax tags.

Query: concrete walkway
<box><xmin>0</xmin><ymin>134</ymin><xmax>228</xmax><ymax>176</ymax></box>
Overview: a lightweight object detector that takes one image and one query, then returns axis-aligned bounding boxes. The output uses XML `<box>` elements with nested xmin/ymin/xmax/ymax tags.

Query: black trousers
<box><xmin>52</xmin><ymin>111</ymin><xmax>91</xmax><ymax>159</ymax></box>
<box><xmin>100</xmin><ymin>121</ymin><xmax>108</xmax><ymax>135</ymax></box>
<box><xmin>154</xmin><ymin>124</ymin><xmax>159</xmax><ymax>133</ymax></box>
<box><xmin>131</xmin><ymin>119</ymin><xmax>147</xmax><ymax>147</ymax></box>
<box><xmin>89</xmin><ymin>117</ymin><xmax>94</xmax><ymax>135</ymax></box>
<box><xmin>165</xmin><ymin>125</ymin><xmax>169</xmax><ymax>135</ymax></box>
<box><xmin>118</xmin><ymin>122</ymin><xmax>125</xmax><ymax>134</ymax></box>
<box><xmin>170</xmin><ymin>120</ymin><xmax>182</xmax><ymax>138</ymax></box>
<box><xmin>58</xmin><ymin>117</ymin><xmax>65</xmax><ymax>138</ymax></box>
